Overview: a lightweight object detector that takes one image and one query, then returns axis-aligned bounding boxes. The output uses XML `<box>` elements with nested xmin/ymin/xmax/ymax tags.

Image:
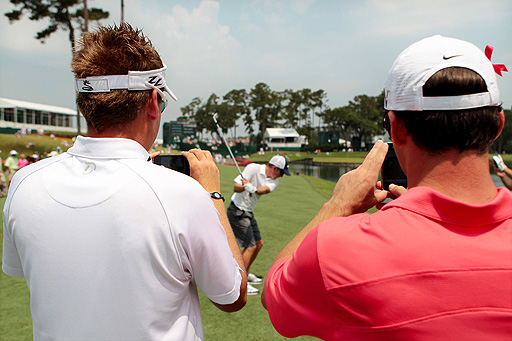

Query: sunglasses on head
<box><xmin>145</xmin><ymin>81</ymin><xmax>168</xmax><ymax>113</ymax></box>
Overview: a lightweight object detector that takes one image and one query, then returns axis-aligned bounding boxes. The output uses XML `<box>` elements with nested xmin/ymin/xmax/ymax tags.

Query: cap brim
<box><xmin>164</xmin><ymin>85</ymin><xmax>178</xmax><ymax>101</ymax></box>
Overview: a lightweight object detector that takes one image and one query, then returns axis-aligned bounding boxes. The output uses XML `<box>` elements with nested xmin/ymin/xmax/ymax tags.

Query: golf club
<box><xmin>212</xmin><ymin>113</ymin><xmax>244</xmax><ymax>179</ymax></box>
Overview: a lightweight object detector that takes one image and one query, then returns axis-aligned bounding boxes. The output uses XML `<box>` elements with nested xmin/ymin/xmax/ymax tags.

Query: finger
<box><xmin>184</xmin><ymin>149</ymin><xmax>205</xmax><ymax>161</ymax></box>
<box><xmin>359</xmin><ymin>141</ymin><xmax>389</xmax><ymax>178</ymax></box>
<box><xmin>374</xmin><ymin>188</ymin><xmax>388</xmax><ymax>203</ymax></box>
<box><xmin>149</xmin><ymin>150</ymin><xmax>161</xmax><ymax>159</ymax></box>
<box><xmin>189</xmin><ymin>149</ymin><xmax>211</xmax><ymax>161</ymax></box>
<box><xmin>201</xmin><ymin>150</ymin><xmax>214</xmax><ymax>162</ymax></box>
<box><xmin>375</xmin><ymin>180</ymin><xmax>383</xmax><ymax>190</ymax></box>
<box><xmin>362</xmin><ymin>141</ymin><xmax>387</xmax><ymax>170</ymax></box>
<box><xmin>181</xmin><ymin>151</ymin><xmax>199</xmax><ymax>166</ymax></box>
<box><xmin>388</xmin><ymin>184</ymin><xmax>407</xmax><ymax>197</ymax></box>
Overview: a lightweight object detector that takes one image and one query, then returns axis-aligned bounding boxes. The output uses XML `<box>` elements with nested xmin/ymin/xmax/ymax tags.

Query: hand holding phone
<box><xmin>381</xmin><ymin>142</ymin><xmax>407</xmax><ymax>191</ymax></box>
<box><xmin>153</xmin><ymin>155</ymin><xmax>191</xmax><ymax>176</ymax></box>
<box><xmin>492</xmin><ymin>155</ymin><xmax>507</xmax><ymax>172</ymax></box>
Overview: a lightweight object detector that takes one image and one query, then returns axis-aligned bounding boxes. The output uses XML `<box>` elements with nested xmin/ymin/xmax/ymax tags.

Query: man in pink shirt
<box><xmin>262</xmin><ymin>35</ymin><xmax>512</xmax><ymax>340</ymax></box>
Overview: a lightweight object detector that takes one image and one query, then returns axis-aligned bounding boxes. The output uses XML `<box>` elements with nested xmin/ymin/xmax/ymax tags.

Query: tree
<box><xmin>180</xmin><ymin>97</ymin><xmax>202</xmax><ymax>121</ymax></box>
<box><xmin>298</xmin><ymin>88</ymin><xmax>312</xmax><ymax>127</ymax></box>
<box><xmin>179</xmin><ymin>83</ymin><xmax>331</xmax><ymax>145</ymax></box>
<box><xmin>282</xmin><ymin>89</ymin><xmax>301</xmax><ymax>128</ymax></box>
<box><xmin>493</xmin><ymin>108</ymin><xmax>512</xmax><ymax>154</ymax></box>
<box><xmin>318</xmin><ymin>91</ymin><xmax>384</xmax><ymax>150</ymax></box>
<box><xmin>320</xmin><ymin>106</ymin><xmax>359</xmax><ymax>143</ymax></box>
<box><xmin>311</xmin><ymin>89</ymin><xmax>327</xmax><ymax>128</ymax></box>
<box><xmin>5</xmin><ymin>0</ymin><xmax>109</xmax><ymax>53</ymax></box>
<box><xmin>250</xmin><ymin>82</ymin><xmax>274</xmax><ymax>141</ymax></box>
<box><xmin>195</xmin><ymin>94</ymin><xmax>222</xmax><ymax>136</ymax></box>
<box><xmin>223</xmin><ymin>89</ymin><xmax>251</xmax><ymax>136</ymax></box>
<box><xmin>5</xmin><ymin>0</ymin><xmax>109</xmax><ymax>134</ymax></box>
<box><xmin>346</xmin><ymin>93</ymin><xmax>384</xmax><ymax>150</ymax></box>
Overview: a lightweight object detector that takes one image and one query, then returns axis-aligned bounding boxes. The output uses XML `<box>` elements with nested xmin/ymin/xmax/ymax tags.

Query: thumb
<box><xmin>389</xmin><ymin>184</ymin><xmax>407</xmax><ymax>197</ymax></box>
<box><xmin>374</xmin><ymin>189</ymin><xmax>389</xmax><ymax>203</ymax></box>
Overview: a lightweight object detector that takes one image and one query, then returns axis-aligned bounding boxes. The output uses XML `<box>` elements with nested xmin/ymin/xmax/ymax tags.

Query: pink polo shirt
<box><xmin>266</xmin><ymin>187</ymin><xmax>512</xmax><ymax>340</ymax></box>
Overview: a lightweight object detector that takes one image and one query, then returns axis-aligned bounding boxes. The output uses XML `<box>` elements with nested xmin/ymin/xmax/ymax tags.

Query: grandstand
<box><xmin>0</xmin><ymin>97</ymin><xmax>86</xmax><ymax>135</ymax></box>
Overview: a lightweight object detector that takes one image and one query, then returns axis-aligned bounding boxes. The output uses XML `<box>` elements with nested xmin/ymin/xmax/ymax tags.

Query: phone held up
<box><xmin>153</xmin><ymin>155</ymin><xmax>191</xmax><ymax>176</ymax></box>
<box><xmin>381</xmin><ymin>142</ymin><xmax>407</xmax><ymax>191</ymax></box>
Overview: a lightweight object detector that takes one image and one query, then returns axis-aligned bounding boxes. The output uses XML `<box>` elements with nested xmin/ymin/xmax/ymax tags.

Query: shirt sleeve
<box><xmin>265</xmin><ymin>227</ymin><xmax>335</xmax><ymax>339</ymax></box>
<box><xmin>173</xmin><ymin>184</ymin><xmax>242</xmax><ymax>305</ymax></box>
<box><xmin>233</xmin><ymin>174</ymin><xmax>243</xmax><ymax>185</ymax></box>
<box><xmin>234</xmin><ymin>163</ymin><xmax>256</xmax><ymax>185</ymax></box>
<box><xmin>264</xmin><ymin>178</ymin><xmax>279</xmax><ymax>192</ymax></box>
<box><xmin>2</xmin><ymin>203</ymin><xmax>25</xmax><ymax>277</ymax></box>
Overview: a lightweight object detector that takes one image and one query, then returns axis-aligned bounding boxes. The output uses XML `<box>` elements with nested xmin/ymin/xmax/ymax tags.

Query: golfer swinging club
<box><xmin>227</xmin><ymin>153</ymin><xmax>291</xmax><ymax>295</ymax></box>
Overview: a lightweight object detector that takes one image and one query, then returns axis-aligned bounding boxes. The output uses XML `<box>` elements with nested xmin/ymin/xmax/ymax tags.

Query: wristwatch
<box><xmin>210</xmin><ymin>192</ymin><xmax>225</xmax><ymax>202</ymax></box>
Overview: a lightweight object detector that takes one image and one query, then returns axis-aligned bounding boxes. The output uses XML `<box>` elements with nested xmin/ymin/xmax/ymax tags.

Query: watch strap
<box><xmin>210</xmin><ymin>191</ymin><xmax>225</xmax><ymax>202</ymax></box>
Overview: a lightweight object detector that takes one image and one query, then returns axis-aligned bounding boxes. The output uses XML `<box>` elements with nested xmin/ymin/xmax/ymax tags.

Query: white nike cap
<box><xmin>384</xmin><ymin>35</ymin><xmax>502</xmax><ymax>111</ymax></box>
<box><xmin>269</xmin><ymin>155</ymin><xmax>291</xmax><ymax>176</ymax></box>
<box><xmin>75</xmin><ymin>64</ymin><xmax>177</xmax><ymax>101</ymax></box>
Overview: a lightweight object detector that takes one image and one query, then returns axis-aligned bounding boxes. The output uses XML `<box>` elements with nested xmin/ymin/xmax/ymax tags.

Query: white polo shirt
<box><xmin>230</xmin><ymin>163</ymin><xmax>279</xmax><ymax>212</ymax></box>
<box><xmin>2</xmin><ymin>136</ymin><xmax>241</xmax><ymax>341</ymax></box>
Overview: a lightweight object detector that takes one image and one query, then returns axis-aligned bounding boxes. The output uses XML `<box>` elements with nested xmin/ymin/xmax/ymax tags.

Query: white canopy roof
<box><xmin>0</xmin><ymin>97</ymin><xmax>76</xmax><ymax>116</ymax></box>
<box><xmin>264</xmin><ymin>128</ymin><xmax>300</xmax><ymax>138</ymax></box>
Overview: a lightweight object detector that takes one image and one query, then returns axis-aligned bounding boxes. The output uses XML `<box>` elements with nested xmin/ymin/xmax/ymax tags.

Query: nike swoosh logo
<box><xmin>443</xmin><ymin>55</ymin><xmax>462</xmax><ymax>60</ymax></box>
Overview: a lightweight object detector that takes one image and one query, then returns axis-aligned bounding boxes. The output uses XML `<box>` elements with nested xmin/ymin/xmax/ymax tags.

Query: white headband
<box><xmin>75</xmin><ymin>64</ymin><xmax>177</xmax><ymax>101</ymax></box>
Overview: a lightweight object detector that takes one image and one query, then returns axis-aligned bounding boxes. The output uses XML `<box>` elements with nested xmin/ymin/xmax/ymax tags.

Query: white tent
<box><xmin>263</xmin><ymin>128</ymin><xmax>304</xmax><ymax>151</ymax></box>
<box><xmin>0</xmin><ymin>97</ymin><xmax>84</xmax><ymax>134</ymax></box>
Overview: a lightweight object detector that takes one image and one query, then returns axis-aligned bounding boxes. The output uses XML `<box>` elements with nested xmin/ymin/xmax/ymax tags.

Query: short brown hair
<box><xmin>72</xmin><ymin>23</ymin><xmax>163</xmax><ymax>133</ymax></box>
<box><xmin>384</xmin><ymin>67</ymin><xmax>501</xmax><ymax>154</ymax></box>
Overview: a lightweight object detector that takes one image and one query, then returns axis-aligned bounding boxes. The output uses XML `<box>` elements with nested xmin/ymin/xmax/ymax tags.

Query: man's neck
<box><xmin>405</xmin><ymin>147</ymin><xmax>497</xmax><ymax>204</ymax></box>
<box><xmin>87</xmin><ymin>118</ymin><xmax>153</xmax><ymax>151</ymax></box>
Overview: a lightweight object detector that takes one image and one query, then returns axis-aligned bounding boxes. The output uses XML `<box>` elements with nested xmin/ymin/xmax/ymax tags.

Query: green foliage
<box><xmin>320</xmin><ymin>91</ymin><xmax>385</xmax><ymax>151</ymax></box>
<box><xmin>178</xmin><ymin>83</ymin><xmax>386</xmax><ymax>152</ymax></box>
<box><xmin>179</xmin><ymin>83</ymin><xmax>329</xmax><ymax>146</ymax></box>
<box><xmin>5</xmin><ymin>0</ymin><xmax>109</xmax><ymax>50</ymax></box>
<box><xmin>492</xmin><ymin>108</ymin><xmax>512</xmax><ymax>154</ymax></box>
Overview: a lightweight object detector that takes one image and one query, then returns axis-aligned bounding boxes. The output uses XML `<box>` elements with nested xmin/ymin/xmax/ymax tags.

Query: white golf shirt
<box><xmin>230</xmin><ymin>163</ymin><xmax>279</xmax><ymax>212</ymax></box>
<box><xmin>3</xmin><ymin>136</ymin><xmax>241</xmax><ymax>341</ymax></box>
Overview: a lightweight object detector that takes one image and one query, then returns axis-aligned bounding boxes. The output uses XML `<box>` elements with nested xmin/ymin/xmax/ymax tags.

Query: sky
<box><xmin>1</xmin><ymin>0</ymin><xmax>511</xmax><ymax>138</ymax></box>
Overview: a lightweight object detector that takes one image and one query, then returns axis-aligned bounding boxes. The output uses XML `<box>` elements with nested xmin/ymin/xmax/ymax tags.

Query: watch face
<box><xmin>211</xmin><ymin>192</ymin><xmax>223</xmax><ymax>199</ymax></box>
<box><xmin>211</xmin><ymin>192</ymin><xmax>225</xmax><ymax>201</ymax></box>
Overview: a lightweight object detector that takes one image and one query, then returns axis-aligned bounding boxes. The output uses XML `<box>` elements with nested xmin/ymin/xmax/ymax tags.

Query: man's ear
<box><xmin>146</xmin><ymin>89</ymin><xmax>160</xmax><ymax>121</ymax></box>
<box><xmin>493</xmin><ymin>109</ymin><xmax>505</xmax><ymax>141</ymax></box>
<box><xmin>388</xmin><ymin>111</ymin><xmax>407</xmax><ymax>146</ymax></box>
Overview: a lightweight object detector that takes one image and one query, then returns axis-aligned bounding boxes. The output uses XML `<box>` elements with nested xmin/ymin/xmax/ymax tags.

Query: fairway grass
<box><xmin>0</xmin><ymin>133</ymin><xmax>72</xmax><ymax>160</ymax></box>
<box><xmin>1</xmin><ymin>164</ymin><xmax>332</xmax><ymax>340</ymax></box>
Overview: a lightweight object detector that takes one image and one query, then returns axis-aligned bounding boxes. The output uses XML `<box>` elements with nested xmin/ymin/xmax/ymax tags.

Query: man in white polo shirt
<box><xmin>3</xmin><ymin>23</ymin><xmax>246</xmax><ymax>340</ymax></box>
<box><xmin>227</xmin><ymin>154</ymin><xmax>290</xmax><ymax>295</ymax></box>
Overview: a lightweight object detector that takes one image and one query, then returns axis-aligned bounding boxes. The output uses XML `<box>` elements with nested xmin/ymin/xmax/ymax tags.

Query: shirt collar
<box><xmin>382</xmin><ymin>186</ymin><xmax>512</xmax><ymax>226</ymax></box>
<box><xmin>66</xmin><ymin>136</ymin><xmax>150</xmax><ymax>161</ymax></box>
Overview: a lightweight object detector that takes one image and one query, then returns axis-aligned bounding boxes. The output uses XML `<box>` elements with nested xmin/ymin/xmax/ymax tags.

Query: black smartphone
<box><xmin>381</xmin><ymin>142</ymin><xmax>407</xmax><ymax>191</ymax></box>
<box><xmin>153</xmin><ymin>155</ymin><xmax>190</xmax><ymax>176</ymax></box>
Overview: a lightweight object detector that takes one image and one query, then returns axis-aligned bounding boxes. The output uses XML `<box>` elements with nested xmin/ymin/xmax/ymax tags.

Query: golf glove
<box><xmin>244</xmin><ymin>183</ymin><xmax>258</xmax><ymax>194</ymax></box>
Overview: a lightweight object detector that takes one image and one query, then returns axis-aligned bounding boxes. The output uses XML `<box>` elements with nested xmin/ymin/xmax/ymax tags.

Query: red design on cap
<box><xmin>485</xmin><ymin>45</ymin><xmax>508</xmax><ymax>77</ymax></box>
